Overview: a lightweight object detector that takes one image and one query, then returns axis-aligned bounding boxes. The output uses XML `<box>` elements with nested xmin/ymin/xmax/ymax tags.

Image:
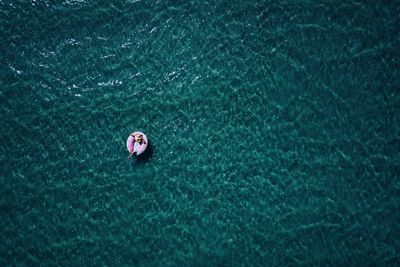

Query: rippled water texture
<box><xmin>1</xmin><ymin>0</ymin><xmax>399</xmax><ymax>266</ymax></box>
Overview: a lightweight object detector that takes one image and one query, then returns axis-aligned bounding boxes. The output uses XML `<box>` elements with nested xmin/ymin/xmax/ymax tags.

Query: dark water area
<box><xmin>1</xmin><ymin>0</ymin><xmax>399</xmax><ymax>266</ymax></box>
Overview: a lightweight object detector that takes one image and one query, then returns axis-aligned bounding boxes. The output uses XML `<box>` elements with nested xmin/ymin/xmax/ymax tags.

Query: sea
<box><xmin>1</xmin><ymin>0</ymin><xmax>399</xmax><ymax>266</ymax></box>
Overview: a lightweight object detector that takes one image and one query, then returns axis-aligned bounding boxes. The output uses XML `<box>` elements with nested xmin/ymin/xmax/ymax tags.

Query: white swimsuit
<box><xmin>134</xmin><ymin>141</ymin><xmax>140</xmax><ymax>153</ymax></box>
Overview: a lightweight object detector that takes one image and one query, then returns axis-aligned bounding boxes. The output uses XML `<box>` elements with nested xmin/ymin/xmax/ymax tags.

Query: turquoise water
<box><xmin>1</xmin><ymin>0</ymin><xmax>399</xmax><ymax>266</ymax></box>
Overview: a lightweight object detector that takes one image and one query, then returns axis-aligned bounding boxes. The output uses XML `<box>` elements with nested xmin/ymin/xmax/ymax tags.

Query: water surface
<box><xmin>1</xmin><ymin>0</ymin><xmax>399</xmax><ymax>266</ymax></box>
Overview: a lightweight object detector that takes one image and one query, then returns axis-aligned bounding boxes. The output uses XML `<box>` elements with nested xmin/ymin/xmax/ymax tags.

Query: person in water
<box><xmin>128</xmin><ymin>133</ymin><xmax>147</xmax><ymax>159</ymax></box>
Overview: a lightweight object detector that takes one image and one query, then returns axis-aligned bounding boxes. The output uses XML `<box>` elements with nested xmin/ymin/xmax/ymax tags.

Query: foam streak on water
<box><xmin>0</xmin><ymin>1</ymin><xmax>399</xmax><ymax>266</ymax></box>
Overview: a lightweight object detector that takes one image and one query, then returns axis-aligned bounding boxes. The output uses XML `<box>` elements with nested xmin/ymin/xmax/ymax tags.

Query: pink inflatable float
<box><xmin>127</xmin><ymin>132</ymin><xmax>148</xmax><ymax>156</ymax></box>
